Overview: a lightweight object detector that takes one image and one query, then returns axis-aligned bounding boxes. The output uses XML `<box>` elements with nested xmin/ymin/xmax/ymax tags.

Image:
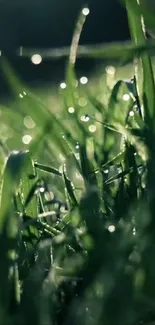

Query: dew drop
<box><xmin>60</xmin><ymin>82</ymin><xmax>67</xmax><ymax>89</ymax></box>
<box><xmin>123</xmin><ymin>94</ymin><xmax>130</xmax><ymax>101</ymax></box>
<box><xmin>89</xmin><ymin>125</ymin><xmax>96</xmax><ymax>133</ymax></box>
<box><xmin>84</xmin><ymin>115</ymin><xmax>90</xmax><ymax>122</ymax></box>
<box><xmin>31</xmin><ymin>54</ymin><xmax>42</xmax><ymax>65</ymax></box>
<box><xmin>68</xmin><ymin>107</ymin><xmax>75</xmax><ymax>113</ymax></box>
<box><xmin>108</xmin><ymin>225</ymin><xmax>115</xmax><ymax>233</ymax></box>
<box><xmin>129</xmin><ymin>110</ymin><xmax>134</xmax><ymax>117</ymax></box>
<box><xmin>105</xmin><ymin>66</ymin><xmax>116</xmax><ymax>75</ymax></box>
<box><xmin>24</xmin><ymin>116</ymin><xmax>36</xmax><ymax>129</ymax></box>
<box><xmin>82</xmin><ymin>7</ymin><xmax>90</xmax><ymax>16</ymax></box>
<box><xmin>40</xmin><ymin>187</ymin><xmax>45</xmax><ymax>193</ymax></box>
<box><xmin>80</xmin><ymin>76</ymin><xmax>88</xmax><ymax>85</ymax></box>
<box><xmin>78</xmin><ymin>97</ymin><xmax>88</xmax><ymax>107</ymax></box>
<box><xmin>22</xmin><ymin>134</ymin><xmax>32</xmax><ymax>145</ymax></box>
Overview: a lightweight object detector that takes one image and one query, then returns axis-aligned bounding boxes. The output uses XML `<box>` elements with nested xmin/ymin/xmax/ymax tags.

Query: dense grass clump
<box><xmin>1</xmin><ymin>0</ymin><xmax>155</xmax><ymax>324</ymax></box>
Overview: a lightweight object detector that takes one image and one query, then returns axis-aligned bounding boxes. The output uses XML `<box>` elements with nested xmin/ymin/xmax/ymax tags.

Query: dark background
<box><xmin>0</xmin><ymin>0</ymin><xmax>130</xmax><ymax>95</ymax></box>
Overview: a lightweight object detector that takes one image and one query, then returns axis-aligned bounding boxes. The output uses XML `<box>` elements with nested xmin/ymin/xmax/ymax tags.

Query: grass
<box><xmin>1</xmin><ymin>0</ymin><xmax>155</xmax><ymax>324</ymax></box>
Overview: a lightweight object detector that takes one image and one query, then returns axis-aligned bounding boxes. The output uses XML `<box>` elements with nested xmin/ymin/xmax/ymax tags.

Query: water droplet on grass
<box><xmin>40</xmin><ymin>187</ymin><xmax>45</xmax><ymax>193</ymax></box>
<box><xmin>78</xmin><ymin>97</ymin><xmax>88</xmax><ymax>107</ymax></box>
<box><xmin>129</xmin><ymin>110</ymin><xmax>134</xmax><ymax>117</ymax></box>
<box><xmin>68</xmin><ymin>107</ymin><xmax>75</xmax><ymax>113</ymax></box>
<box><xmin>60</xmin><ymin>82</ymin><xmax>67</xmax><ymax>89</ymax></box>
<box><xmin>105</xmin><ymin>66</ymin><xmax>116</xmax><ymax>75</ymax></box>
<box><xmin>80</xmin><ymin>76</ymin><xmax>88</xmax><ymax>85</ymax></box>
<box><xmin>89</xmin><ymin>125</ymin><xmax>96</xmax><ymax>133</ymax></box>
<box><xmin>24</xmin><ymin>116</ymin><xmax>36</xmax><ymax>129</ymax></box>
<box><xmin>123</xmin><ymin>94</ymin><xmax>130</xmax><ymax>101</ymax></box>
<box><xmin>108</xmin><ymin>225</ymin><xmax>115</xmax><ymax>233</ymax></box>
<box><xmin>84</xmin><ymin>114</ymin><xmax>90</xmax><ymax>122</ymax></box>
<box><xmin>22</xmin><ymin>134</ymin><xmax>32</xmax><ymax>145</ymax></box>
<box><xmin>82</xmin><ymin>7</ymin><xmax>90</xmax><ymax>16</ymax></box>
<box><xmin>31</xmin><ymin>54</ymin><xmax>42</xmax><ymax>65</ymax></box>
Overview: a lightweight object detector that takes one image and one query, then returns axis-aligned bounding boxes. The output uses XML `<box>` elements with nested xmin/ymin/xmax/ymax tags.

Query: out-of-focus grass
<box><xmin>1</xmin><ymin>1</ymin><xmax>155</xmax><ymax>325</ymax></box>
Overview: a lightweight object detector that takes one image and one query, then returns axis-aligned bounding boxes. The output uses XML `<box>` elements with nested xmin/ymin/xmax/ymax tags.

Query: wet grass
<box><xmin>0</xmin><ymin>1</ymin><xmax>155</xmax><ymax>324</ymax></box>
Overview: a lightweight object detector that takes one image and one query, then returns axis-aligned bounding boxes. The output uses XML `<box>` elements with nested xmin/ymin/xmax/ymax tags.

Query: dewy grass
<box><xmin>0</xmin><ymin>1</ymin><xmax>155</xmax><ymax>324</ymax></box>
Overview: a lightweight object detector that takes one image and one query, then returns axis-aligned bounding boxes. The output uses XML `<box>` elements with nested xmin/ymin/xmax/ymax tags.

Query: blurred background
<box><xmin>0</xmin><ymin>0</ymin><xmax>130</xmax><ymax>98</ymax></box>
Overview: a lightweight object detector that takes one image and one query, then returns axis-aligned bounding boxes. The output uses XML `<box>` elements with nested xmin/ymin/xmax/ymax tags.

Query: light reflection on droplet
<box><xmin>23</xmin><ymin>91</ymin><xmax>27</xmax><ymax>96</ymax></box>
<box><xmin>81</xmin><ymin>115</ymin><xmax>87</xmax><ymax>121</ymax></box>
<box><xmin>82</xmin><ymin>7</ymin><xmax>90</xmax><ymax>16</ymax></box>
<box><xmin>123</xmin><ymin>94</ymin><xmax>130</xmax><ymax>101</ymax></box>
<box><xmin>76</xmin><ymin>143</ymin><xmax>79</xmax><ymax>149</ymax></box>
<box><xmin>68</xmin><ymin>107</ymin><xmax>75</xmax><ymax>114</ymax></box>
<box><xmin>105</xmin><ymin>66</ymin><xmax>116</xmax><ymax>75</ymax></box>
<box><xmin>59</xmin><ymin>154</ymin><xmax>65</xmax><ymax>162</ymax></box>
<box><xmin>24</xmin><ymin>116</ymin><xmax>36</xmax><ymax>129</ymax></box>
<box><xmin>19</xmin><ymin>93</ymin><xmax>24</xmax><ymax>99</ymax></box>
<box><xmin>75</xmin><ymin>153</ymin><xmax>80</xmax><ymax>160</ymax></box>
<box><xmin>78</xmin><ymin>97</ymin><xmax>88</xmax><ymax>107</ymax></box>
<box><xmin>133</xmin><ymin>227</ymin><xmax>136</xmax><ymax>235</ymax></box>
<box><xmin>129</xmin><ymin>110</ymin><xmax>134</xmax><ymax>117</ymax></box>
<box><xmin>84</xmin><ymin>115</ymin><xmax>89</xmax><ymax>122</ymax></box>
<box><xmin>22</xmin><ymin>134</ymin><xmax>32</xmax><ymax>145</ymax></box>
<box><xmin>31</xmin><ymin>54</ymin><xmax>42</xmax><ymax>65</ymax></box>
<box><xmin>59</xmin><ymin>165</ymin><xmax>63</xmax><ymax>174</ymax></box>
<box><xmin>12</xmin><ymin>150</ymin><xmax>19</xmax><ymax>155</ymax></box>
<box><xmin>108</xmin><ymin>225</ymin><xmax>115</xmax><ymax>233</ymax></box>
<box><xmin>133</xmin><ymin>104</ymin><xmax>138</xmax><ymax>110</ymax></box>
<box><xmin>104</xmin><ymin>169</ymin><xmax>109</xmax><ymax>174</ymax></box>
<box><xmin>89</xmin><ymin>124</ymin><xmax>96</xmax><ymax>133</ymax></box>
<box><xmin>80</xmin><ymin>76</ymin><xmax>88</xmax><ymax>85</ymax></box>
<box><xmin>60</xmin><ymin>82</ymin><xmax>67</xmax><ymax>89</ymax></box>
<box><xmin>40</xmin><ymin>187</ymin><xmax>45</xmax><ymax>193</ymax></box>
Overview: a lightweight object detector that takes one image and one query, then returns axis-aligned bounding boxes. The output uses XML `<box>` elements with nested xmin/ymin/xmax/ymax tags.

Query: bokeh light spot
<box><xmin>123</xmin><ymin>94</ymin><xmax>130</xmax><ymax>101</ymax></box>
<box><xmin>68</xmin><ymin>107</ymin><xmax>75</xmax><ymax>114</ymax></box>
<box><xmin>105</xmin><ymin>66</ymin><xmax>116</xmax><ymax>75</ymax></box>
<box><xmin>89</xmin><ymin>125</ymin><xmax>96</xmax><ymax>133</ymax></box>
<box><xmin>60</xmin><ymin>82</ymin><xmax>67</xmax><ymax>89</ymax></box>
<box><xmin>82</xmin><ymin>7</ymin><xmax>90</xmax><ymax>16</ymax></box>
<box><xmin>80</xmin><ymin>76</ymin><xmax>88</xmax><ymax>85</ymax></box>
<box><xmin>31</xmin><ymin>54</ymin><xmax>42</xmax><ymax>65</ymax></box>
<box><xmin>24</xmin><ymin>116</ymin><xmax>36</xmax><ymax>129</ymax></box>
<box><xmin>129</xmin><ymin>110</ymin><xmax>134</xmax><ymax>117</ymax></box>
<box><xmin>22</xmin><ymin>135</ymin><xmax>32</xmax><ymax>145</ymax></box>
<box><xmin>108</xmin><ymin>225</ymin><xmax>115</xmax><ymax>233</ymax></box>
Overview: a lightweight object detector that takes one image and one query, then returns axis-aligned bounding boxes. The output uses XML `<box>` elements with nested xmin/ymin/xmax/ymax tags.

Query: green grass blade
<box><xmin>35</xmin><ymin>162</ymin><xmax>62</xmax><ymax>176</ymax></box>
<box><xmin>125</xmin><ymin>0</ymin><xmax>155</xmax><ymax>128</ymax></box>
<box><xmin>63</xmin><ymin>165</ymin><xmax>78</xmax><ymax>209</ymax></box>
